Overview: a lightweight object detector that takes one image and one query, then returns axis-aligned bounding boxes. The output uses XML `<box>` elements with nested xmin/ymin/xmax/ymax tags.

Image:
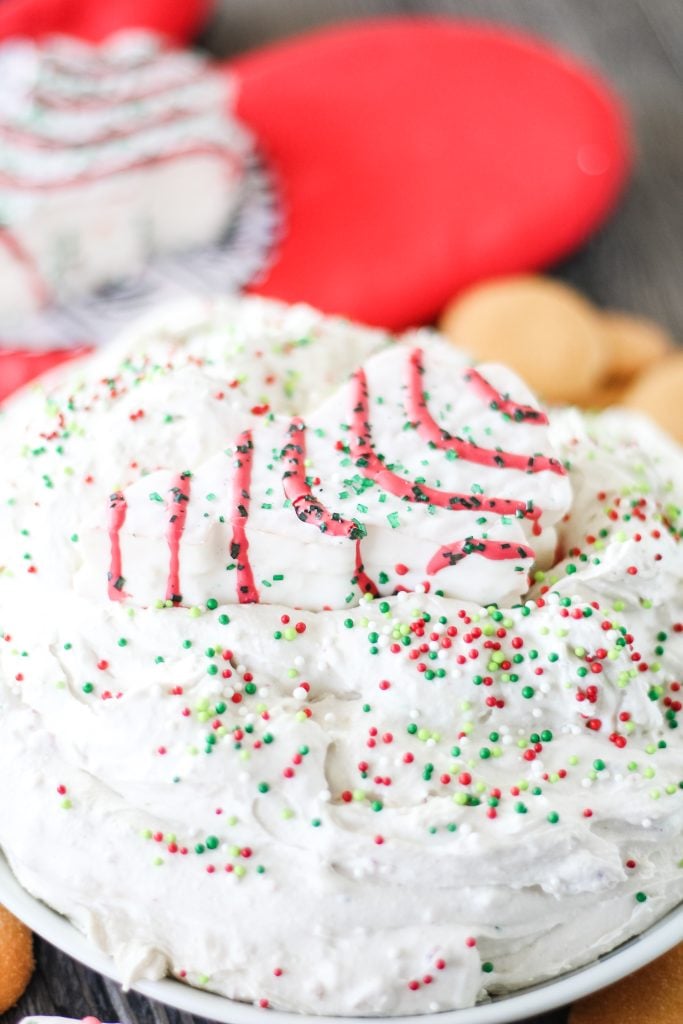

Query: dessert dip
<box><xmin>0</xmin><ymin>297</ymin><xmax>680</xmax><ymax>1014</ymax></box>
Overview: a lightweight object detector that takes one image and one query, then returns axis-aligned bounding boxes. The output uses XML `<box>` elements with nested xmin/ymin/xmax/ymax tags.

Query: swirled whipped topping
<box><xmin>0</xmin><ymin>33</ymin><xmax>251</xmax><ymax>318</ymax></box>
<box><xmin>0</xmin><ymin>298</ymin><xmax>681</xmax><ymax>1016</ymax></box>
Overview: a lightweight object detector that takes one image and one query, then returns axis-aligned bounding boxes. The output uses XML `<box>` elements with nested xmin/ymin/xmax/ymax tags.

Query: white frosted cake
<box><xmin>0</xmin><ymin>297</ymin><xmax>681</xmax><ymax>1014</ymax></box>
<box><xmin>0</xmin><ymin>34</ymin><xmax>251</xmax><ymax>319</ymax></box>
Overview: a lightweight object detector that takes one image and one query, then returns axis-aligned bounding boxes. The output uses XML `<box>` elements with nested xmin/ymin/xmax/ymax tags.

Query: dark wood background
<box><xmin>3</xmin><ymin>2</ymin><xmax>682</xmax><ymax>1024</ymax></box>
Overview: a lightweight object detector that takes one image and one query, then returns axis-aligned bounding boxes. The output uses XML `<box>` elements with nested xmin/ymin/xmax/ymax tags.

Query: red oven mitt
<box><xmin>233</xmin><ymin>17</ymin><xmax>630</xmax><ymax>328</ymax></box>
<box><xmin>0</xmin><ymin>348</ymin><xmax>90</xmax><ymax>402</ymax></box>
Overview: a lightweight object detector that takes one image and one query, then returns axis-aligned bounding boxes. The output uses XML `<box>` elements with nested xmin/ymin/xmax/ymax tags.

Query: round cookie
<box><xmin>601</xmin><ymin>311</ymin><xmax>673</xmax><ymax>381</ymax></box>
<box><xmin>0</xmin><ymin>904</ymin><xmax>34</xmax><ymax>1013</ymax></box>
<box><xmin>622</xmin><ymin>352</ymin><xmax>683</xmax><ymax>444</ymax></box>
<box><xmin>439</xmin><ymin>275</ymin><xmax>607</xmax><ymax>404</ymax></box>
<box><xmin>569</xmin><ymin>943</ymin><xmax>683</xmax><ymax>1024</ymax></box>
<box><xmin>582</xmin><ymin>377</ymin><xmax>628</xmax><ymax>410</ymax></box>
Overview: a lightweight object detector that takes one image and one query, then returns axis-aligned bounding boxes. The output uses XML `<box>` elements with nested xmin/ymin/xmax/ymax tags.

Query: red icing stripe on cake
<box><xmin>107</xmin><ymin>490</ymin><xmax>128</xmax><ymax>601</ymax></box>
<box><xmin>426</xmin><ymin>538</ymin><xmax>535</xmax><ymax>576</ymax></box>
<box><xmin>165</xmin><ymin>471</ymin><xmax>191</xmax><ymax>605</ymax></box>
<box><xmin>231</xmin><ymin>431</ymin><xmax>259</xmax><ymax>604</ymax></box>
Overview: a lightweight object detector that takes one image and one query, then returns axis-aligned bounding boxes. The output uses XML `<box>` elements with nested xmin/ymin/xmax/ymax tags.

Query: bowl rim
<box><xmin>1</xmin><ymin>851</ymin><xmax>680</xmax><ymax>1024</ymax></box>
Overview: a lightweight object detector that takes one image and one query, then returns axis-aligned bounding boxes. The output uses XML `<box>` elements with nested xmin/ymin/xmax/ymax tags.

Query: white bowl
<box><xmin>1</xmin><ymin>852</ymin><xmax>680</xmax><ymax>1023</ymax></box>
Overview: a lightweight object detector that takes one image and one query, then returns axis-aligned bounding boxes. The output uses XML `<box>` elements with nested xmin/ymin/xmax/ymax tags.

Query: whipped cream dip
<box><xmin>0</xmin><ymin>297</ymin><xmax>681</xmax><ymax>1014</ymax></box>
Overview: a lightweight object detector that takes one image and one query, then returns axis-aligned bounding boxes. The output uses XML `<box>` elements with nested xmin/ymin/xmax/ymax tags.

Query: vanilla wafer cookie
<box><xmin>570</xmin><ymin>943</ymin><xmax>683</xmax><ymax>1024</ymax></box>
<box><xmin>0</xmin><ymin>904</ymin><xmax>34</xmax><ymax>1013</ymax></box>
<box><xmin>439</xmin><ymin>275</ymin><xmax>607</xmax><ymax>404</ymax></box>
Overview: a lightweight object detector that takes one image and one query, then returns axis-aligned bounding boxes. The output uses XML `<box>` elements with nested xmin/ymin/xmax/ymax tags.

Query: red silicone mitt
<box><xmin>0</xmin><ymin>348</ymin><xmax>90</xmax><ymax>403</ymax></box>
<box><xmin>233</xmin><ymin>17</ymin><xmax>630</xmax><ymax>329</ymax></box>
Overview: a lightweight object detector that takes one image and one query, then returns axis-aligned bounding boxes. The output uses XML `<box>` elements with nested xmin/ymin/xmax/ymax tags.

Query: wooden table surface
<box><xmin>3</xmin><ymin>2</ymin><xmax>682</xmax><ymax>1024</ymax></box>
